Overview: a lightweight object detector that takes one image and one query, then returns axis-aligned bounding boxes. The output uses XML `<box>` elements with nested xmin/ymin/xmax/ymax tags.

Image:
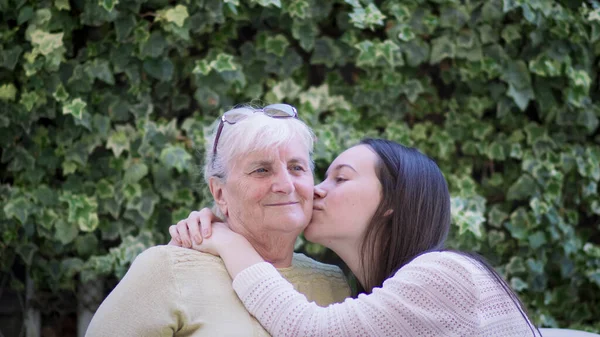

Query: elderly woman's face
<box><xmin>216</xmin><ymin>140</ymin><xmax>314</xmax><ymax>234</ymax></box>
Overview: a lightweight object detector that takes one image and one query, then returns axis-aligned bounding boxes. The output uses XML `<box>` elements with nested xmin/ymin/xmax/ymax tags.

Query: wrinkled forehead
<box><xmin>229</xmin><ymin>140</ymin><xmax>311</xmax><ymax>171</ymax></box>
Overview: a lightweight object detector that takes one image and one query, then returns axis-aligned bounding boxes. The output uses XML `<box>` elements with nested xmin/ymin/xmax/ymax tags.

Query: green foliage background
<box><xmin>1</xmin><ymin>0</ymin><xmax>600</xmax><ymax>332</ymax></box>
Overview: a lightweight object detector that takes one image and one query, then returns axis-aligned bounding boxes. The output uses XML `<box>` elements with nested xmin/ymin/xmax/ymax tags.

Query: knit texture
<box><xmin>233</xmin><ymin>251</ymin><xmax>540</xmax><ymax>337</ymax></box>
<box><xmin>85</xmin><ymin>245</ymin><xmax>350</xmax><ymax>337</ymax></box>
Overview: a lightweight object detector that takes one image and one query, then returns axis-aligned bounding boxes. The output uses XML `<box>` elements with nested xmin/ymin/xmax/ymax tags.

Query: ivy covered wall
<box><xmin>1</xmin><ymin>0</ymin><xmax>599</xmax><ymax>333</ymax></box>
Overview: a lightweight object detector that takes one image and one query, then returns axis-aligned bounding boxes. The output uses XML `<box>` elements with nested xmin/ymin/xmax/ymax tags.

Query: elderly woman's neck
<box><xmin>230</xmin><ymin>225</ymin><xmax>298</xmax><ymax>268</ymax></box>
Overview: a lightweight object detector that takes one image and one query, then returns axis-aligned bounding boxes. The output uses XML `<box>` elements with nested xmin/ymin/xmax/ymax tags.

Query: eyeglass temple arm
<box><xmin>212</xmin><ymin>118</ymin><xmax>226</xmax><ymax>156</ymax></box>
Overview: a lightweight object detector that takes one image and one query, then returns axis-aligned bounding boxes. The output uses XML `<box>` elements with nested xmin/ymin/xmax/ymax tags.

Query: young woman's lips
<box><xmin>312</xmin><ymin>205</ymin><xmax>324</xmax><ymax>211</ymax></box>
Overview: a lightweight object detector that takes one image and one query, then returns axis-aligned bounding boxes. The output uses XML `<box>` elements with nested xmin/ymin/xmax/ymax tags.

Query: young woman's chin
<box><xmin>304</xmin><ymin>218</ymin><xmax>326</xmax><ymax>244</ymax></box>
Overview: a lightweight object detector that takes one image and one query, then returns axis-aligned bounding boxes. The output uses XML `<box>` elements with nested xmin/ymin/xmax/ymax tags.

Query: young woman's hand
<box><xmin>168</xmin><ymin>208</ymin><xmax>221</xmax><ymax>247</ymax></box>
<box><xmin>188</xmin><ymin>222</ymin><xmax>239</xmax><ymax>257</ymax></box>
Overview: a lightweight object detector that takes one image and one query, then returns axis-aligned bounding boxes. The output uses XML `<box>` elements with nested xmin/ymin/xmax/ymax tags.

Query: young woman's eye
<box><xmin>335</xmin><ymin>176</ymin><xmax>347</xmax><ymax>183</ymax></box>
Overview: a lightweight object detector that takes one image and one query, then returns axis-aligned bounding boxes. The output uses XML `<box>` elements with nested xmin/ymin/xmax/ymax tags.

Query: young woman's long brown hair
<box><xmin>357</xmin><ymin>138</ymin><xmax>539</xmax><ymax>336</ymax></box>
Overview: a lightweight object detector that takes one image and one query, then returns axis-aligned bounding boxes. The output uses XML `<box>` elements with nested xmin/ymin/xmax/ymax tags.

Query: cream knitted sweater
<box><xmin>233</xmin><ymin>251</ymin><xmax>540</xmax><ymax>337</ymax></box>
<box><xmin>85</xmin><ymin>245</ymin><xmax>350</xmax><ymax>337</ymax></box>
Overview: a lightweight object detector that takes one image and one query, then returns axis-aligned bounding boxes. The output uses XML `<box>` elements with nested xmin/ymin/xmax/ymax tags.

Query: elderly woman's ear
<box><xmin>209</xmin><ymin>177</ymin><xmax>228</xmax><ymax>216</ymax></box>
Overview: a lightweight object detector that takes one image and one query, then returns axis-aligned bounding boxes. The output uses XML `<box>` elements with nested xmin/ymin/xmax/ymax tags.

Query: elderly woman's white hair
<box><xmin>203</xmin><ymin>108</ymin><xmax>316</xmax><ymax>184</ymax></box>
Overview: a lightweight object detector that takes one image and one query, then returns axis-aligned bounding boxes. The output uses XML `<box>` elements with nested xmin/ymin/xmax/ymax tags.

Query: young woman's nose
<box><xmin>314</xmin><ymin>184</ymin><xmax>327</xmax><ymax>199</ymax></box>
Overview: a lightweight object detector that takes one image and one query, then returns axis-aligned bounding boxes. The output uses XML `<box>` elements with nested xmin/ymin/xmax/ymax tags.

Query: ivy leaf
<box><xmin>487</xmin><ymin>205</ymin><xmax>508</xmax><ymax>228</ymax></box>
<box><xmin>59</xmin><ymin>192</ymin><xmax>100</xmax><ymax>232</ymax></box>
<box><xmin>0</xmin><ymin>83</ymin><xmax>17</xmax><ymax>101</ymax></box>
<box><xmin>4</xmin><ymin>197</ymin><xmax>32</xmax><ymax>224</ymax></box>
<box><xmin>288</xmin><ymin>0</ymin><xmax>309</xmax><ymax>19</ymax></box>
<box><xmin>53</xmin><ymin>83</ymin><xmax>69</xmax><ymax>102</ymax></box>
<box><xmin>528</xmin><ymin>231</ymin><xmax>547</xmax><ymax>249</ymax></box>
<box><xmin>115</xmin><ymin>15</ymin><xmax>136</xmax><ymax>42</ymax></box>
<box><xmin>529</xmin><ymin>55</ymin><xmax>562</xmax><ymax>77</ymax></box>
<box><xmin>160</xmin><ymin>145</ymin><xmax>192</xmax><ymax>173</ymax></box>
<box><xmin>1</xmin><ymin>46</ymin><xmax>23</xmax><ymax>70</ymax></box>
<box><xmin>349</xmin><ymin>3</ymin><xmax>386</xmax><ymax>30</ymax></box>
<box><xmin>124</xmin><ymin>162</ymin><xmax>149</xmax><ymax>183</ymax></box>
<box><xmin>506</xmin><ymin>84</ymin><xmax>535</xmax><ymax>111</ymax></box>
<box><xmin>16</xmin><ymin>243</ymin><xmax>38</xmax><ymax>266</ymax></box>
<box><xmin>507</xmin><ymin>175</ymin><xmax>537</xmax><ymax>200</ymax></box>
<box><xmin>376</xmin><ymin>40</ymin><xmax>401</xmax><ymax>67</ymax></box>
<box><xmin>143</xmin><ymin>58</ymin><xmax>174</xmax><ymax>82</ymax></box>
<box><xmin>106</xmin><ymin>126</ymin><xmax>132</xmax><ymax>158</ymax></box>
<box><xmin>271</xmin><ymin>78</ymin><xmax>301</xmax><ymax>101</ymax></box>
<box><xmin>62</xmin><ymin>98</ymin><xmax>87</xmax><ymax>120</ymax></box>
<box><xmin>429</xmin><ymin>35</ymin><xmax>455</xmax><ymax>64</ymax></box>
<box><xmin>96</xmin><ymin>179</ymin><xmax>115</xmax><ymax>199</ymax></box>
<box><xmin>486</xmin><ymin>141</ymin><xmax>506</xmax><ymax>161</ymax></box>
<box><xmin>397</xmin><ymin>24</ymin><xmax>415</xmax><ymax>42</ymax></box>
<box><xmin>160</xmin><ymin>5</ymin><xmax>189</xmax><ymax>27</ymax></box>
<box><xmin>401</xmin><ymin>79</ymin><xmax>424</xmax><ymax>103</ymax></box>
<box><xmin>510</xmin><ymin>277</ymin><xmax>528</xmax><ymax>291</ymax></box>
<box><xmin>292</xmin><ymin>21</ymin><xmax>318</xmax><ymax>51</ymax></box>
<box><xmin>99</xmin><ymin>0</ymin><xmax>118</xmax><ymax>12</ymax></box>
<box><xmin>355</xmin><ymin>40</ymin><xmax>377</xmax><ymax>67</ymax></box>
<box><xmin>29</xmin><ymin>30</ymin><xmax>64</xmax><ymax>56</ymax></box>
<box><xmin>265</xmin><ymin>35</ymin><xmax>290</xmax><ymax>57</ymax></box>
<box><xmin>86</xmin><ymin>59</ymin><xmax>115</xmax><ymax>85</ymax></box>
<box><xmin>54</xmin><ymin>219</ymin><xmax>79</xmax><ymax>245</ymax></box>
<box><xmin>55</xmin><ymin>0</ymin><xmax>70</xmax><ymax>11</ymax></box>
<box><xmin>126</xmin><ymin>193</ymin><xmax>159</xmax><ymax>220</ymax></box>
<box><xmin>400</xmin><ymin>38</ymin><xmax>430</xmax><ymax>67</ymax></box>
<box><xmin>19</xmin><ymin>90</ymin><xmax>44</xmax><ymax>112</ymax></box>
<box><xmin>210</xmin><ymin>53</ymin><xmax>238</xmax><ymax>72</ymax></box>
<box><xmin>17</xmin><ymin>6</ymin><xmax>34</xmax><ymax>25</ymax></box>
<box><xmin>439</xmin><ymin>5</ymin><xmax>469</xmax><ymax>29</ymax></box>
<box><xmin>501</xmin><ymin>24</ymin><xmax>521</xmax><ymax>43</ymax></box>
<box><xmin>75</xmin><ymin>233</ymin><xmax>99</xmax><ymax>257</ymax></box>
<box><xmin>192</xmin><ymin>59</ymin><xmax>211</xmax><ymax>76</ymax></box>
<box><xmin>566</xmin><ymin>68</ymin><xmax>591</xmax><ymax>91</ymax></box>
<box><xmin>140</xmin><ymin>31</ymin><xmax>167</xmax><ymax>58</ymax></box>
<box><xmin>451</xmin><ymin>197</ymin><xmax>485</xmax><ymax>239</ymax></box>
<box><xmin>252</xmin><ymin>0</ymin><xmax>281</xmax><ymax>8</ymax></box>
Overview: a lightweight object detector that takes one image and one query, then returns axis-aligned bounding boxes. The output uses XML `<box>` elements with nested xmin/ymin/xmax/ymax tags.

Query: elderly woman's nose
<box><xmin>271</xmin><ymin>170</ymin><xmax>295</xmax><ymax>194</ymax></box>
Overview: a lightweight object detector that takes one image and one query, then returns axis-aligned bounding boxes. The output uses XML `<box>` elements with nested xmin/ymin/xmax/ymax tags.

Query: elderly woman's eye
<box><xmin>291</xmin><ymin>165</ymin><xmax>306</xmax><ymax>171</ymax></box>
<box><xmin>254</xmin><ymin>168</ymin><xmax>268</xmax><ymax>174</ymax></box>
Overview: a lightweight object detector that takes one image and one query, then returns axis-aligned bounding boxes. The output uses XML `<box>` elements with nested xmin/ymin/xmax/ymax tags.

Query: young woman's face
<box><xmin>304</xmin><ymin>145</ymin><xmax>382</xmax><ymax>247</ymax></box>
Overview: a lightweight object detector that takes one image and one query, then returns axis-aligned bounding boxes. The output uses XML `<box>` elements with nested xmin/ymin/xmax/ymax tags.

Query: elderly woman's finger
<box><xmin>176</xmin><ymin>220</ymin><xmax>192</xmax><ymax>248</ymax></box>
<box><xmin>198</xmin><ymin>208</ymin><xmax>215</xmax><ymax>238</ymax></box>
<box><xmin>186</xmin><ymin>213</ymin><xmax>203</xmax><ymax>245</ymax></box>
<box><xmin>168</xmin><ymin>225</ymin><xmax>182</xmax><ymax>246</ymax></box>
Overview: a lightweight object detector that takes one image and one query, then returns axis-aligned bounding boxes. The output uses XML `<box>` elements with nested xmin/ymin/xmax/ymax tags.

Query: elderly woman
<box><xmin>85</xmin><ymin>104</ymin><xmax>350</xmax><ymax>336</ymax></box>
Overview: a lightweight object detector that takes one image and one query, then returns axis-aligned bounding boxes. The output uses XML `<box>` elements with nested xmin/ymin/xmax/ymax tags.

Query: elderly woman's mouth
<box><xmin>264</xmin><ymin>202</ymin><xmax>300</xmax><ymax>206</ymax></box>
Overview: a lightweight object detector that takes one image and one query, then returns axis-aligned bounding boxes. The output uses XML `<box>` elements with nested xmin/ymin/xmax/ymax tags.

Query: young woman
<box><xmin>170</xmin><ymin>138</ymin><xmax>541</xmax><ymax>336</ymax></box>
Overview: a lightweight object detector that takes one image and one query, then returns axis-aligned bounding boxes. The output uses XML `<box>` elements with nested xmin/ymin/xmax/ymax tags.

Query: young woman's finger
<box><xmin>168</xmin><ymin>225</ymin><xmax>182</xmax><ymax>246</ymax></box>
<box><xmin>198</xmin><ymin>208</ymin><xmax>214</xmax><ymax>238</ymax></box>
<box><xmin>186</xmin><ymin>212</ymin><xmax>203</xmax><ymax>245</ymax></box>
<box><xmin>176</xmin><ymin>220</ymin><xmax>192</xmax><ymax>248</ymax></box>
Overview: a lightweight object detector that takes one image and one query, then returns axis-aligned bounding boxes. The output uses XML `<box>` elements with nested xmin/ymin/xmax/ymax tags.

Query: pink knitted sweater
<box><xmin>232</xmin><ymin>251</ymin><xmax>540</xmax><ymax>337</ymax></box>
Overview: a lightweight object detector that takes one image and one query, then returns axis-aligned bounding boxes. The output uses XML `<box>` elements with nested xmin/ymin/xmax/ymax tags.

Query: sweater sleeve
<box><xmin>232</xmin><ymin>252</ymin><xmax>483</xmax><ymax>337</ymax></box>
<box><xmin>85</xmin><ymin>246</ymin><xmax>182</xmax><ymax>337</ymax></box>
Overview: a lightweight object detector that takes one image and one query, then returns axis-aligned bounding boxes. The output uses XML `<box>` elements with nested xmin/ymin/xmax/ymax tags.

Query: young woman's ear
<box><xmin>209</xmin><ymin>177</ymin><xmax>228</xmax><ymax>216</ymax></box>
<box><xmin>384</xmin><ymin>209</ymin><xmax>394</xmax><ymax>217</ymax></box>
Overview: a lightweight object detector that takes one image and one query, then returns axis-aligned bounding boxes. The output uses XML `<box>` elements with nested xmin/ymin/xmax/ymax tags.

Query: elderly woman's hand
<box><xmin>168</xmin><ymin>208</ymin><xmax>222</xmax><ymax>247</ymax></box>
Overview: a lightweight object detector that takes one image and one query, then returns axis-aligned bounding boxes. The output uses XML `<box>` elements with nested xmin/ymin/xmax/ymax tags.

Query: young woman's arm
<box><xmin>229</xmin><ymin>252</ymin><xmax>486</xmax><ymax>337</ymax></box>
<box><xmin>170</xmin><ymin>212</ymin><xmax>536</xmax><ymax>337</ymax></box>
